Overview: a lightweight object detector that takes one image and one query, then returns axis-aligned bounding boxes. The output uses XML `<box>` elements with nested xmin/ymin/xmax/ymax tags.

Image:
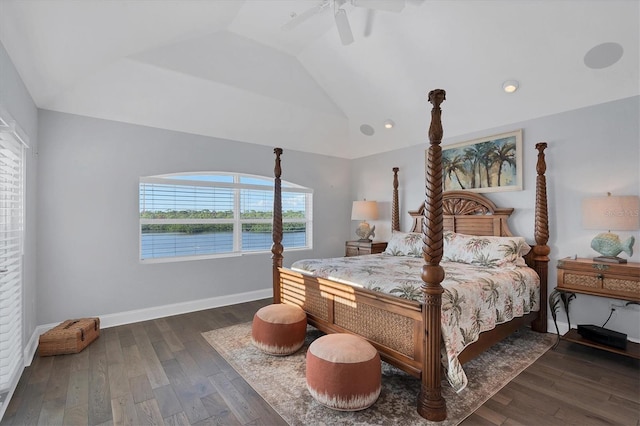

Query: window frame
<box><xmin>139</xmin><ymin>172</ymin><xmax>312</xmax><ymax>263</ymax></box>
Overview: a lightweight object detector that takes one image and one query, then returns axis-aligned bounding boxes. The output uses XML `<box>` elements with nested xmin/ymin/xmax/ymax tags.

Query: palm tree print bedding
<box><xmin>291</xmin><ymin>252</ymin><xmax>540</xmax><ymax>392</ymax></box>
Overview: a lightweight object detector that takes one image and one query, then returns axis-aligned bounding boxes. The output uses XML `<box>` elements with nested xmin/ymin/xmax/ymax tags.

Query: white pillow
<box><xmin>384</xmin><ymin>231</ymin><xmax>423</xmax><ymax>257</ymax></box>
<box><xmin>443</xmin><ymin>231</ymin><xmax>530</xmax><ymax>267</ymax></box>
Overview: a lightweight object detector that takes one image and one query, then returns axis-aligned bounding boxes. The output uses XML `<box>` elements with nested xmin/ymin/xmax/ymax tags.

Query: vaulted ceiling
<box><xmin>1</xmin><ymin>0</ymin><xmax>638</xmax><ymax>159</ymax></box>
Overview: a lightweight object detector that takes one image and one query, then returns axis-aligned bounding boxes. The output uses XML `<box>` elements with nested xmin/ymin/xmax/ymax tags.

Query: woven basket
<box><xmin>38</xmin><ymin>317</ymin><xmax>100</xmax><ymax>356</ymax></box>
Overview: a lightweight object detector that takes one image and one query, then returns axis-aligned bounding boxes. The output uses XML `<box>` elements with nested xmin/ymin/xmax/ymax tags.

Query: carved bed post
<box><xmin>532</xmin><ymin>142</ymin><xmax>550</xmax><ymax>332</ymax></box>
<box><xmin>272</xmin><ymin>148</ymin><xmax>284</xmax><ymax>304</ymax></box>
<box><xmin>392</xmin><ymin>167</ymin><xmax>400</xmax><ymax>232</ymax></box>
<box><xmin>417</xmin><ymin>89</ymin><xmax>447</xmax><ymax>421</ymax></box>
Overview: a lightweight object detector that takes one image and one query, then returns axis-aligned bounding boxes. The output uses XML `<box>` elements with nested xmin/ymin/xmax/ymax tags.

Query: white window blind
<box><xmin>0</xmin><ymin>111</ymin><xmax>26</xmax><ymax>402</ymax></box>
<box><xmin>140</xmin><ymin>173</ymin><xmax>312</xmax><ymax>262</ymax></box>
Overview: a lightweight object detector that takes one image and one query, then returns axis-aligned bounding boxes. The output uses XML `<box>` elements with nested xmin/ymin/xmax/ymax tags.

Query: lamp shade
<box><xmin>351</xmin><ymin>201</ymin><xmax>379</xmax><ymax>221</ymax></box>
<box><xmin>582</xmin><ymin>195</ymin><xmax>640</xmax><ymax>231</ymax></box>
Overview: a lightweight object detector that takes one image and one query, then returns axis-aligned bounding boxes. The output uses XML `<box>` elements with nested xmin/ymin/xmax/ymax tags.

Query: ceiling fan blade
<box><xmin>351</xmin><ymin>0</ymin><xmax>405</xmax><ymax>13</ymax></box>
<box><xmin>334</xmin><ymin>8</ymin><xmax>354</xmax><ymax>45</ymax></box>
<box><xmin>282</xmin><ymin>1</ymin><xmax>330</xmax><ymax>31</ymax></box>
<box><xmin>363</xmin><ymin>8</ymin><xmax>375</xmax><ymax>37</ymax></box>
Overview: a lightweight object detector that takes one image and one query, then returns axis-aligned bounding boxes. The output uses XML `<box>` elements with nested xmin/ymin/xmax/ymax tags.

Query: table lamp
<box><xmin>582</xmin><ymin>194</ymin><xmax>640</xmax><ymax>263</ymax></box>
<box><xmin>351</xmin><ymin>200</ymin><xmax>378</xmax><ymax>242</ymax></box>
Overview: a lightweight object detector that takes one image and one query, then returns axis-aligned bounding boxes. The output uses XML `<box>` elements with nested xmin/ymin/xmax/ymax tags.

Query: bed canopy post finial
<box><xmin>532</xmin><ymin>142</ymin><xmax>550</xmax><ymax>332</ymax></box>
<box><xmin>392</xmin><ymin>167</ymin><xmax>400</xmax><ymax>232</ymax></box>
<box><xmin>272</xmin><ymin>147</ymin><xmax>284</xmax><ymax>304</ymax></box>
<box><xmin>417</xmin><ymin>89</ymin><xmax>447</xmax><ymax>422</ymax></box>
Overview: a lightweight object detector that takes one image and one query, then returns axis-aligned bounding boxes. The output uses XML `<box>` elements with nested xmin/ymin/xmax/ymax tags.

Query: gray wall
<box><xmin>36</xmin><ymin>110</ymin><xmax>350</xmax><ymax>325</ymax></box>
<box><xmin>0</xmin><ymin>41</ymin><xmax>38</xmax><ymax>354</ymax></box>
<box><xmin>352</xmin><ymin>96</ymin><xmax>640</xmax><ymax>340</ymax></box>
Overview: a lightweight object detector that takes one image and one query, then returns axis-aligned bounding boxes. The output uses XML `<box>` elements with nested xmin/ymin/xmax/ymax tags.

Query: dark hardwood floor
<box><xmin>2</xmin><ymin>298</ymin><xmax>638</xmax><ymax>425</ymax></box>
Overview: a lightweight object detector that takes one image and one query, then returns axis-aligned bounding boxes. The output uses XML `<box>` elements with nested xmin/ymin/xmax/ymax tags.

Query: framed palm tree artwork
<box><xmin>441</xmin><ymin>129</ymin><xmax>523</xmax><ymax>193</ymax></box>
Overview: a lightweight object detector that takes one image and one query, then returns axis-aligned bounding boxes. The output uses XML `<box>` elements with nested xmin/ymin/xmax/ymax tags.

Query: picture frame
<box><xmin>441</xmin><ymin>129</ymin><xmax>523</xmax><ymax>193</ymax></box>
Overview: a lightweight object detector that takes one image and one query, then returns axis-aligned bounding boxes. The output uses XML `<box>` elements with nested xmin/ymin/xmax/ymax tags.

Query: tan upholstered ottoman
<box><xmin>306</xmin><ymin>333</ymin><xmax>381</xmax><ymax>411</ymax></box>
<box><xmin>251</xmin><ymin>303</ymin><xmax>307</xmax><ymax>355</ymax></box>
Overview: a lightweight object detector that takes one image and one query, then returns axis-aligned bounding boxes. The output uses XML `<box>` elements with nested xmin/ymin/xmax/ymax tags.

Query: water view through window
<box><xmin>140</xmin><ymin>172</ymin><xmax>312</xmax><ymax>261</ymax></box>
<box><xmin>141</xmin><ymin>230</ymin><xmax>307</xmax><ymax>258</ymax></box>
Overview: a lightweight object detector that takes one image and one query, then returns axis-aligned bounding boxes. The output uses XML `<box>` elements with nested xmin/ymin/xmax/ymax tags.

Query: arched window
<box><xmin>139</xmin><ymin>172</ymin><xmax>312</xmax><ymax>262</ymax></box>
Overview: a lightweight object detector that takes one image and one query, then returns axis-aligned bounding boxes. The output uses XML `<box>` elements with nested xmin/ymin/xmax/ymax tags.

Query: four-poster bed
<box><xmin>270</xmin><ymin>89</ymin><xmax>550</xmax><ymax>421</ymax></box>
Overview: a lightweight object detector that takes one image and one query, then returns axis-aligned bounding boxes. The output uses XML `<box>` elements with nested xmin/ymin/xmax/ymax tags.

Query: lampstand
<box><xmin>351</xmin><ymin>200</ymin><xmax>379</xmax><ymax>242</ymax></box>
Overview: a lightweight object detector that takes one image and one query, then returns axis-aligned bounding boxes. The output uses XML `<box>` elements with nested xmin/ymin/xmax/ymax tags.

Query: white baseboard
<box><xmin>24</xmin><ymin>288</ymin><xmax>272</xmax><ymax>367</ymax></box>
<box><xmin>97</xmin><ymin>288</ymin><xmax>272</xmax><ymax>329</ymax></box>
<box><xmin>24</xmin><ymin>326</ymin><xmax>42</xmax><ymax>367</ymax></box>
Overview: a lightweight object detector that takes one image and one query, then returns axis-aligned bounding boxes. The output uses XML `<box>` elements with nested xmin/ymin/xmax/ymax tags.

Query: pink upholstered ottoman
<box><xmin>306</xmin><ymin>333</ymin><xmax>381</xmax><ymax>411</ymax></box>
<box><xmin>251</xmin><ymin>304</ymin><xmax>307</xmax><ymax>355</ymax></box>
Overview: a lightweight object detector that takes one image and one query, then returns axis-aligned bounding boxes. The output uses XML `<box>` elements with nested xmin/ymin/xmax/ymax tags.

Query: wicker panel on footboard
<box><xmin>278</xmin><ymin>268</ymin><xmax>424</xmax><ymax>376</ymax></box>
<box><xmin>279</xmin><ymin>271</ymin><xmax>330</xmax><ymax>321</ymax></box>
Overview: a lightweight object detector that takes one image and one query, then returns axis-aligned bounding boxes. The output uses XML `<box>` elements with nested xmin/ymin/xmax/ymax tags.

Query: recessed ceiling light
<box><xmin>383</xmin><ymin>119</ymin><xmax>395</xmax><ymax>129</ymax></box>
<box><xmin>502</xmin><ymin>80</ymin><xmax>519</xmax><ymax>93</ymax></box>
<box><xmin>360</xmin><ymin>124</ymin><xmax>375</xmax><ymax>136</ymax></box>
<box><xmin>584</xmin><ymin>42</ymin><xmax>624</xmax><ymax>69</ymax></box>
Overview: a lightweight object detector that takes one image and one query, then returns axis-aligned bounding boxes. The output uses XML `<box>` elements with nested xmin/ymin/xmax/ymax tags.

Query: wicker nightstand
<box><xmin>552</xmin><ymin>257</ymin><xmax>640</xmax><ymax>359</ymax></box>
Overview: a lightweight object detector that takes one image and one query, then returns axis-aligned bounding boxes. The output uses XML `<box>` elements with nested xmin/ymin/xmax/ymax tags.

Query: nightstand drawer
<box><xmin>557</xmin><ymin>258</ymin><xmax>640</xmax><ymax>302</ymax></box>
<box><xmin>345</xmin><ymin>241</ymin><xmax>387</xmax><ymax>257</ymax></box>
<box><xmin>346</xmin><ymin>246</ymin><xmax>360</xmax><ymax>256</ymax></box>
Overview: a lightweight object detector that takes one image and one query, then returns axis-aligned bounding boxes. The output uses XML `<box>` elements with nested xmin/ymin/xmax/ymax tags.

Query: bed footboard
<box><xmin>277</xmin><ymin>267</ymin><xmax>424</xmax><ymax>376</ymax></box>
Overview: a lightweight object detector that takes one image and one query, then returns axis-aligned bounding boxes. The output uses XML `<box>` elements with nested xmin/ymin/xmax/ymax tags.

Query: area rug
<box><xmin>202</xmin><ymin>324</ymin><xmax>554</xmax><ymax>426</ymax></box>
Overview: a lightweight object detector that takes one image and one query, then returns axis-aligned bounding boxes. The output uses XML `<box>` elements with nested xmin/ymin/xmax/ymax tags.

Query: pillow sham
<box><xmin>384</xmin><ymin>230</ymin><xmax>423</xmax><ymax>257</ymax></box>
<box><xmin>443</xmin><ymin>230</ymin><xmax>530</xmax><ymax>267</ymax></box>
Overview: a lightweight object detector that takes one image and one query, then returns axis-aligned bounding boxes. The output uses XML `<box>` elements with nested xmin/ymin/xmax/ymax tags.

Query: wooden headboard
<box><xmin>408</xmin><ymin>191</ymin><xmax>516</xmax><ymax>237</ymax></box>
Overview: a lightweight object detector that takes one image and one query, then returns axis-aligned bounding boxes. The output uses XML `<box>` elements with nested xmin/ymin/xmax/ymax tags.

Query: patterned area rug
<box><xmin>202</xmin><ymin>323</ymin><xmax>554</xmax><ymax>426</ymax></box>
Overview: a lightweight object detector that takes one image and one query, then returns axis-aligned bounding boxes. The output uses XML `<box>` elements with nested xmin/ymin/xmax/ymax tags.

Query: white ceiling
<box><xmin>1</xmin><ymin>0</ymin><xmax>638</xmax><ymax>159</ymax></box>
